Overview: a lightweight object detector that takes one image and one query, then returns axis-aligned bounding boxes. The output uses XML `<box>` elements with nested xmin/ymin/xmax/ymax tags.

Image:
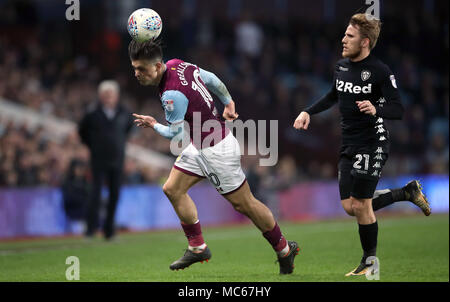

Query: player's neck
<box><xmin>350</xmin><ymin>50</ymin><xmax>370</xmax><ymax>63</ymax></box>
<box><xmin>156</xmin><ymin>63</ymin><xmax>167</xmax><ymax>85</ymax></box>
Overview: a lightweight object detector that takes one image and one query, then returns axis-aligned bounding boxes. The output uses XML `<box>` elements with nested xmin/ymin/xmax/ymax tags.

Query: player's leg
<box><xmin>351</xmin><ymin>195</ymin><xmax>376</xmax><ymax>225</ymax></box>
<box><xmin>223</xmin><ymin>180</ymin><xmax>299</xmax><ymax>274</ymax></box>
<box><xmin>343</xmin><ymin>181</ymin><xmax>431</xmax><ymax>216</ymax></box>
<box><xmin>162</xmin><ymin>166</ymin><xmax>212</xmax><ymax>270</ymax></box>
<box><xmin>202</xmin><ymin>133</ymin><xmax>299</xmax><ymax>274</ymax></box>
<box><xmin>371</xmin><ymin>181</ymin><xmax>431</xmax><ymax>215</ymax></box>
<box><xmin>346</xmin><ymin>196</ymin><xmax>378</xmax><ymax>277</ymax></box>
<box><xmin>346</xmin><ymin>194</ymin><xmax>378</xmax><ymax>277</ymax></box>
<box><xmin>162</xmin><ymin>167</ymin><xmax>203</xmax><ymax>225</ymax></box>
<box><xmin>338</xmin><ymin>147</ymin><xmax>355</xmax><ymax>216</ymax></box>
<box><xmin>224</xmin><ymin>180</ymin><xmax>276</xmax><ymax>232</ymax></box>
<box><xmin>346</xmin><ymin>148</ymin><xmax>381</xmax><ymax>276</ymax></box>
<box><xmin>163</xmin><ymin>167</ymin><xmax>205</xmax><ymax>250</ymax></box>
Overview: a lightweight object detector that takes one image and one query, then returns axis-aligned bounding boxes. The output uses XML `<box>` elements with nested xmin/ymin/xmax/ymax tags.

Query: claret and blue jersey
<box><xmin>155</xmin><ymin>59</ymin><xmax>232</xmax><ymax>148</ymax></box>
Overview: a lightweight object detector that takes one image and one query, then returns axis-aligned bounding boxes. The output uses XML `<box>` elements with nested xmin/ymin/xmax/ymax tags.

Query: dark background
<box><xmin>0</xmin><ymin>0</ymin><xmax>448</xmax><ymax>189</ymax></box>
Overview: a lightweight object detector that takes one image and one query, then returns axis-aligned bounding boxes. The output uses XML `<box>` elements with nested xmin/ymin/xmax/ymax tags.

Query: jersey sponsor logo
<box><xmin>164</xmin><ymin>99</ymin><xmax>175</xmax><ymax>111</ymax></box>
<box><xmin>389</xmin><ymin>75</ymin><xmax>398</xmax><ymax>88</ymax></box>
<box><xmin>361</xmin><ymin>70</ymin><xmax>371</xmax><ymax>81</ymax></box>
<box><xmin>339</xmin><ymin>66</ymin><xmax>349</xmax><ymax>71</ymax></box>
<box><xmin>379</xmin><ymin>135</ymin><xmax>386</xmax><ymax>141</ymax></box>
<box><xmin>336</xmin><ymin>80</ymin><xmax>372</xmax><ymax>94</ymax></box>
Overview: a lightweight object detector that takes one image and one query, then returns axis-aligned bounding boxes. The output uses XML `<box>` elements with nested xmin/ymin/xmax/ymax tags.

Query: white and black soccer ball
<box><xmin>127</xmin><ymin>8</ymin><xmax>162</xmax><ymax>42</ymax></box>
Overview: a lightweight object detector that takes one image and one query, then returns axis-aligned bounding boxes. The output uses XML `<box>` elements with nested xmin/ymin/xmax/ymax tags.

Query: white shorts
<box><xmin>173</xmin><ymin>132</ymin><xmax>247</xmax><ymax>195</ymax></box>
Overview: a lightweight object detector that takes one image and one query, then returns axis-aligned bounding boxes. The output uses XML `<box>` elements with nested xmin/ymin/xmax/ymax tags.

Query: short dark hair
<box><xmin>128</xmin><ymin>39</ymin><xmax>163</xmax><ymax>62</ymax></box>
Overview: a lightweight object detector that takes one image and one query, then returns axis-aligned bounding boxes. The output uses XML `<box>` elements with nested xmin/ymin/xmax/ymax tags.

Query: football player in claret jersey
<box><xmin>129</xmin><ymin>39</ymin><xmax>299</xmax><ymax>274</ymax></box>
<box><xmin>294</xmin><ymin>14</ymin><xmax>431</xmax><ymax>276</ymax></box>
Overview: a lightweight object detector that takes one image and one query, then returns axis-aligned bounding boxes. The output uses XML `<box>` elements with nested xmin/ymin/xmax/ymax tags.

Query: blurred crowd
<box><xmin>0</xmin><ymin>0</ymin><xmax>448</xmax><ymax>198</ymax></box>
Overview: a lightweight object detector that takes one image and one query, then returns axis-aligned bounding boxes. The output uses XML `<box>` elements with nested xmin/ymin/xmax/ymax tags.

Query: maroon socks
<box><xmin>263</xmin><ymin>222</ymin><xmax>289</xmax><ymax>256</ymax></box>
<box><xmin>181</xmin><ymin>220</ymin><xmax>207</xmax><ymax>252</ymax></box>
<box><xmin>182</xmin><ymin>220</ymin><xmax>289</xmax><ymax>256</ymax></box>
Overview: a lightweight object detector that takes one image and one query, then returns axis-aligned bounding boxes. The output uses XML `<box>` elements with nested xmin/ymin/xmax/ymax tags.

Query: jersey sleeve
<box><xmin>161</xmin><ymin>90</ymin><xmax>189</xmax><ymax>124</ymax></box>
<box><xmin>154</xmin><ymin>90</ymin><xmax>188</xmax><ymax>139</ymax></box>
<box><xmin>304</xmin><ymin>65</ymin><xmax>339</xmax><ymax>115</ymax></box>
<box><xmin>154</xmin><ymin>122</ymin><xmax>184</xmax><ymax>140</ymax></box>
<box><xmin>199</xmin><ymin>68</ymin><xmax>232</xmax><ymax>105</ymax></box>
<box><xmin>376</xmin><ymin>64</ymin><xmax>404</xmax><ymax>120</ymax></box>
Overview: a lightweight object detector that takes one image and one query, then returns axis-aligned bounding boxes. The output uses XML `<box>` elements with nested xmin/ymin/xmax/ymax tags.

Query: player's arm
<box><xmin>199</xmin><ymin>68</ymin><xmax>232</xmax><ymax>105</ymax></box>
<box><xmin>376</xmin><ymin>66</ymin><xmax>404</xmax><ymax>119</ymax></box>
<box><xmin>133</xmin><ymin>90</ymin><xmax>188</xmax><ymax>140</ymax></box>
<box><xmin>294</xmin><ymin>81</ymin><xmax>338</xmax><ymax>130</ymax></box>
<box><xmin>199</xmin><ymin>68</ymin><xmax>238</xmax><ymax>121</ymax></box>
<box><xmin>357</xmin><ymin>65</ymin><xmax>404</xmax><ymax>119</ymax></box>
<box><xmin>304</xmin><ymin>86</ymin><xmax>338</xmax><ymax>115</ymax></box>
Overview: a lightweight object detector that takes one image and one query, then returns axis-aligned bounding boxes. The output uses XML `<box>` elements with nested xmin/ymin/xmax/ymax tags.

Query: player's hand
<box><xmin>356</xmin><ymin>100</ymin><xmax>376</xmax><ymax>116</ymax></box>
<box><xmin>223</xmin><ymin>100</ymin><xmax>239</xmax><ymax>121</ymax></box>
<box><xmin>133</xmin><ymin>113</ymin><xmax>157</xmax><ymax>129</ymax></box>
<box><xmin>293</xmin><ymin>111</ymin><xmax>310</xmax><ymax>130</ymax></box>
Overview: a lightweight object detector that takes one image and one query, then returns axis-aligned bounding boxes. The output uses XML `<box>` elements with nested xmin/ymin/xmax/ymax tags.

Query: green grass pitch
<box><xmin>0</xmin><ymin>214</ymin><xmax>448</xmax><ymax>282</ymax></box>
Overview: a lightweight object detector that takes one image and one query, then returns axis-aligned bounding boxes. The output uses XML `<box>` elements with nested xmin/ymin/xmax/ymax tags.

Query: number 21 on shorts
<box><xmin>353</xmin><ymin>154</ymin><xmax>370</xmax><ymax>170</ymax></box>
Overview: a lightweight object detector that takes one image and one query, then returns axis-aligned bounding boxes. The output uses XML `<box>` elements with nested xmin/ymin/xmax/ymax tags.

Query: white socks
<box><xmin>188</xmin><ymin>243</ymin><xmax>207</xmax><ymax>253</ymax></box>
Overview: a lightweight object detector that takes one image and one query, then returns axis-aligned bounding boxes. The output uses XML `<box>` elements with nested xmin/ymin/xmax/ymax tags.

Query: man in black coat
<box><xmin>78</xmin><ymin>80</ymin><xmax>134</xmax><ymax>240</ymax></box>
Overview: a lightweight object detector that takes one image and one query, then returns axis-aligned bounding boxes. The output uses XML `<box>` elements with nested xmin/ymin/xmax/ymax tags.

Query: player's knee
<box><xmin>230</xmin><ymin>200</ymin><xmax>246</xmax><ymax>214</ymax></box>
<box><xmin>343</xmin><ymin>205</ymin><xmax>355</xmax><ymax>216</ymax></box>
<box><xmin>230</xmin><ymin>197</ymin><xmax>255</xmax><ymax>215</ymax></box>
<box><xmin>341</xmin><ymin>199</ymin><xmax>354</xmax><ymax>216</ymax></box>
<box><xmin>162</xmin><ymin>183</ymin><xmax>181</xmax><ymax>200</ymax></box>
<box><xmin>233</xmin><ymin>204</ymin><xmax>245</xmax><ymax>214</ymax></box>
<box><xmin>350</xmin><ymin>197</ymin><xmax>363</xmax><ymax>213</ymax></box>
<box><xmin>350</xmin><ymin>196</ymin><xmax>370</xmax><ymax>214</ymax></box>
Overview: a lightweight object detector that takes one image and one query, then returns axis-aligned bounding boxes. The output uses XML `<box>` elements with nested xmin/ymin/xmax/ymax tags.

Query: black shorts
<box><xmin>338</xmin><ymin>143</ymin><xmax>390</xmax><ymax>200</ymax></box>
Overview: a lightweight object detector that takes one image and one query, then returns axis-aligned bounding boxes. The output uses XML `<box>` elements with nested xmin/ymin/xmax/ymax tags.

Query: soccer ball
<box><xmin>127</xmin><ymin>8</ymin><xmax>163</xmax><ymax>42</ymax></box>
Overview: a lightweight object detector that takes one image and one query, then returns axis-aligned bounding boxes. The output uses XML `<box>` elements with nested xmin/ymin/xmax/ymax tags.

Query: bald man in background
<box><xmin>78</xmin><ymin>80</ymin><xmax>134</xmax><ymax>240</ymax></box>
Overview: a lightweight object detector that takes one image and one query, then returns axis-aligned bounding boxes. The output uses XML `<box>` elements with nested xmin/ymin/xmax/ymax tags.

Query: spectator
<box><xmin>78</xmin><ymin>80</ymin><xmax>134</xmax><ymax>240</ymax></box>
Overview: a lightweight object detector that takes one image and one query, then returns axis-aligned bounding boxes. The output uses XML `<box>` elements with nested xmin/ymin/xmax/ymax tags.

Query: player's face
<box><xmin>342</xmin><ymin>24</ymin><xmax>365</xmax><ymax>59</ymax></box>
<box><xmin>131</xmin><ymin>60</ymin><xmax>162</xmax><ymax>86</ymax></box>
